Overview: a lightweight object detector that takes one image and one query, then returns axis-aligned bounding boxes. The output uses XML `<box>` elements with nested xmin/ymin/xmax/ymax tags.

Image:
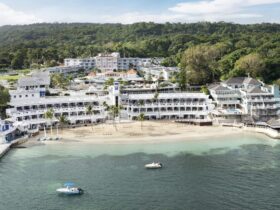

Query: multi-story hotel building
<box><xmin>240</xmin><ymin>86</ymin><xmax>280</xmax><ymax>121</ymax></box>
<box><xmin>209</xmin><ymin>77</ymin><xmax>280</xmax><ymax>121</ymax></box>
<box><xmin>209</xmin><ymin>84</ymin><xmax>240</xmax><ymax>109</ymax></box>
<box><xmin>64</xmin><ymin>58</ymin><xmax>96</xmax><ymax>70</ymax></box>
<box><xmin>64</xmin><ymin>52</ymin><xmax>164</xmax><ymax>72</ymax></box>
<box><xmin>6</xmin><ymin>73</ymin><xmax>107</xmax><ymax>130</ymax></box>
<box><xmin>119</xmin><ymin>88</ymin><xmax>213</xmax><ymax>121</ymax></box>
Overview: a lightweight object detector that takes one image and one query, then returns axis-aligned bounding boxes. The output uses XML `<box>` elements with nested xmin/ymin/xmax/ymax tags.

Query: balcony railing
<box><xmin>8</xmin><ymin>106</ymin><xmax>104</xmax><ymax>117</ymax></box>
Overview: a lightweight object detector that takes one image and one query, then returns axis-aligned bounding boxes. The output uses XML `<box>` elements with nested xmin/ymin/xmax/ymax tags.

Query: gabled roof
<box><xmin>247</xmin><ymin>87</ymin><xmax>266</xmax><ymax>94</ymax></box>
<box><xmin>224</xmin><ymin>77</ymin><xmax>246</xmax><ymax>84</ymax></box>
<box><xmin>209</xmin><ymin>84</ymin><xmax>230</xmax><ymax>91</ymax></box>
<box><xmin>18</xmin><ymin>72</ymin><xmax>50</xmax><ymax>87</ymax></box>
<box><xmin>243</xmin><ymin>77</ymin><xmax>262</xmax><ymax>86</ymax></box>
<box><xmin>208</xmin><ymin>83</ymin><xmax>219</xmax><ymax>89</ymax></box>
<box><xmin>223</xmin><ymin>77</ymin><xmax>262</xmax><ymax>86</ymax></box>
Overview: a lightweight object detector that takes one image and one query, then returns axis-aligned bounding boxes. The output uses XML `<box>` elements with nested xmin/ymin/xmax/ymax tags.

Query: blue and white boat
<box><xmin>56</xmin><ymin>182</ymin><xmax>83</xmax><ymax>195</ymax></box>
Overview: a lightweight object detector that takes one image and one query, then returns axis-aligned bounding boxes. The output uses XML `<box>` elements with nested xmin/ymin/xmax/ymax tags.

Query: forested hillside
<box><xmin>0</xmin><ymin>22</ymin><xmax>279</xmax><ymax>84</ymax></box>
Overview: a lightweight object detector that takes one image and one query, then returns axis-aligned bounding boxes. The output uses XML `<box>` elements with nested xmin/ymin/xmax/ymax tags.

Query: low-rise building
<box><xmin>123</xmin><ymin>92</ymin><xmax>213</xmax><ymax>121</ymax></box>
<box><xmin>0</xmin><ymin>120</ymin><xmax>22</xmax><ymax>143</ymax></box>
<box><xmin>43</xmin><ymin>66</ymin><xmax>81</xmax><ymax>74</ymax></box>
<box><xmin>6</xmin><ymin>93</ymin><xmax>107</xmax><ymax>129</ymax></box>
<box><xmin>240</xmin><ymin>86</ymin><xmax>280</xmax><ymax>121</ymax></box>
<box><xmin>141</xmin><ymin>66</ymin><xmax>179</xmax><ymax>81</ymax></box>
<box><xmin>64</xmin><ymin>52</ymin><xmax>164</xmax><ymax>72</ymax></box>
<box><xmin>209</xmin><ymin>77</ymin><xmax>280</xmax><ymax>122</ymax></box>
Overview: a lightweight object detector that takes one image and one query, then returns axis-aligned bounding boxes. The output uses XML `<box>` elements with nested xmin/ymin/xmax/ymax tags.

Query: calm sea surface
<box><xmin>1</xmin><ymin>133</ymin><xmax>280</xmax><ymax>210</ymax></box>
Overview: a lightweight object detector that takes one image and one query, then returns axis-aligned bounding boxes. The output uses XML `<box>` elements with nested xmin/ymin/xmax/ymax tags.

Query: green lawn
<box><xmin>0</xmin><ymin>75</ymin><xmax>21</xmax><ymax>81</ymax></box>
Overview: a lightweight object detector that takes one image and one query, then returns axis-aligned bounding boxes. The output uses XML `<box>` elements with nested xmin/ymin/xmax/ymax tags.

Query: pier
<box><xmin>0</xmin><ymin>137</ymin><xmax>28</xmax><ymax>159</ymax></box>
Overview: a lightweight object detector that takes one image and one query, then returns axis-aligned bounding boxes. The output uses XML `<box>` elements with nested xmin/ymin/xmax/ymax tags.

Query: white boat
<box><xmin>56</xmin><ymin>183</ymin><xmax>83</xmax><ymax>195</ymax></box>
<box><xmin>145</xmin><ymin>162</ymin><xmax>163</xmax><ymax>169</ymax></box>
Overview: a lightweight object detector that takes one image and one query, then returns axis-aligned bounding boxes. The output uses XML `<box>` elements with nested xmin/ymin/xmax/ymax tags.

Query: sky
<box><xmin>0</xmin><ymin>0</ymin><xmax>280</xmax><ymax>26</ymax></box>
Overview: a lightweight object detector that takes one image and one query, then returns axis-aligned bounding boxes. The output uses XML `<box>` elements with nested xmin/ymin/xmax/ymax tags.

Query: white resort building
<box><xmin>123</xmin><ymin>92</ymin><xmax>213</xmax><ymax>122</ymax></box>
<box><xmin>0</xmin><ymin>120</ymin><xmax>25</xmax><ymax>143</ymax></box>
<box><xmin>209</xmin><ymin>77</ymin><xmax>280</xmax><ymax>122</ymax></box>
<box><xmin>6</xmin><ymin>73</ymin><xmax>107</xmax><ymax>130</ymax></box>
<box><xmin>64</xmin><ymin>52</ymin><xmax>164</xmax><ymax>72</ymax></box>
<box><xmin>141</xmin><ymin>66</ymin><xmax>179</xmax><ymax>81</ymax></box>
<box><xmin>11</xmin><ymin>71</ymin><xmax>279</xmax><ymax>131</ymax></box>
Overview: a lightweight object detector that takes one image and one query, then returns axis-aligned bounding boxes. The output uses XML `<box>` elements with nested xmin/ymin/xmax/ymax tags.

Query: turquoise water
<box><xmin>0</xmin><ymin>134</ymin><xmax>280</xmax><ymax>210</ymax></box>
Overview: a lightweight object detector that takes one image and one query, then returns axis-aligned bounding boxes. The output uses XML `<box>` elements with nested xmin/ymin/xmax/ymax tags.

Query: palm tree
<box><xmin>153</xmin><ymin>92</ymin><xmax>160</xmax><ymax>120</ymax></box>
<box><xmin>108</xmin><ymin>105</ymin><xmax>122</xmax><ymax>131</ymax></box>
<box><xmin>44</xmin><ymin>108</ymin><xmax>54</xmax><ymax>137</ymax></box>
<box><xmin>86</xmin><ymin>105</ymin><xmax>94</xmax><ymax>131</ymax></box>
<box><xmin>137</xmin><ymin>113</ymin><xmax>145</xmax><ymax>130</ymax></box>
<box><xmin>139</xmin><ymin>99</ymin><xmax>144</xmax><ymax>114</ymax></box>
<box><xmin>103</xmin><ymin>101</ymin><xmax>109</xmax><ymax>111</ymax></box>
<box><xmin>58</xmin><ymin>115</ymin><xmax>69</xmax><ymax>134</ymax></box>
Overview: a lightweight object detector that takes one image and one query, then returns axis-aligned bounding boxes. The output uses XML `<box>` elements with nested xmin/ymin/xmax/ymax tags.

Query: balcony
<box><xmin>251</xmin><ymin>105</ymin><xmax>278</xmax><ymax>110</ymax></box>
<box><xmin>127</xmin><ymin>110</ymin><xmax>208</xmax><ymax>116</ymax></box>
<box><xmin>9</xmin><ymin>106</ymin><xmax>104</xmax><ymax>118</ymax></box>
<box><xmin>127</xmin><ymin>103</ymin><xmax>207</xmax><ymax>108</ymax></box>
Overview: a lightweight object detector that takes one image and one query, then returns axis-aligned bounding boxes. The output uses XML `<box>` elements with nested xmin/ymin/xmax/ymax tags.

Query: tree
<box><xmin>153</xmin><ymin>92</ymin><xmax>160</xmax><ymax>119</ymax></box>
<box><xmin>51</xmin><ymin>73</ymin><xmax>70</xmax><ymax>89</ymax></box>
<box><xmin>0</xmin><ymin>22</ymin><xmax>279</xmax><ymax>84</ymax></box>
<box><xmin>44</xmin><ymin>108</ymin><xmax>54</xmax><ymax>137</ymax></box>
<box><xmin>137</xmin><ymin>113</ymin><xmax>145</xmax><ymax>130</ymax></box>
<box><xmin>86</xmin><ymin>105</ymin><xmax>95</xmax><ymax>131</ymax></box>
<box><xmin>138</xmin><ymin>100</ymin><xmax>144</xmax><ymax>114</ymax></box>
<box><xmin>178</xmin><ymin>68</ymin><xmax>187</xmax><ymax>90</ymax></box>
<box><xmin>0</xmin><ymin>85</ymin><xmax>10</xmax><ymax>119</ymax></box>
<box><xmin>232</xmin><ymin>53</ymin><xmax>265</xmax><ymax>78</ymax></box>
<box><xmin>58</xmin><ymin>115</ymin><xmax>69</xmax><ymax>134</ymax></box>
<box><xmin>11</xmin><ymin>50</ymin><xmax>26</xmax><ymax>69</ymax></box>
<box><xmin>108</xmin><ymin>105</ymin><xmax>122</xmax><ymax>131</ymax></box>
<box><xmin>200</xmin><ymin>85</ymin><xmax>210</xmax><ymax>95</ymax></box>
<box><xmin>103</xmin><ymin>78</ymin><xmax>114</xmax><ymax>90</ymax></box>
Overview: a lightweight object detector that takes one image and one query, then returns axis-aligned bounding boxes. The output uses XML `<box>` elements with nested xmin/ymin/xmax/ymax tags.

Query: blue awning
<box><xmin>64</xmin><ymin>182</ymin><xmax>75</xmax><ymax>187</ymax></box>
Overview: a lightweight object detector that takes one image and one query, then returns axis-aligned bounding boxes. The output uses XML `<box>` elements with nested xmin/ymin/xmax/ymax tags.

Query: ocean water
<box><xmin>0</xmin><ymin>134</ymin><xmax>280</xmax><ymax>210</ymax></box>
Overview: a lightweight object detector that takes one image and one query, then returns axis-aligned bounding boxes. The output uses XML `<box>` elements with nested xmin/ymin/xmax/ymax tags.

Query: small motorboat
<box><xmin>145</xmin><ymin>162</ymin><xmax>163</xmax><ymax>169</ymax></box>
<box><xmin>56</xmin><ymin>182</ymin><xmax>84</xmax><ymax>195</ymax></box>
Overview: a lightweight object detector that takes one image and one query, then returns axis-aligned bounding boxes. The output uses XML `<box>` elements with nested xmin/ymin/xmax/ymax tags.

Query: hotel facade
<box><xmin>6</xmin><ymin>72</ymin><xmax>107</xmax><ymax>129</ymax></box>
<box><xmin>209</xmin><ymin>77</ymin><xmax>280</xmax><ymax>121</ymax></box>
<box><xmin>64</xmin><ymin>52</ymin><xmax>164</xmax><ymax>72</ymax></box>
<box><xmin>6</xmin><ymin>72</ymin><xmax>214</xmax><ymax>129</ymax></box>
<box><xmin>123</xmin><ymin>92</ymin><xmax>213</xmax><ymax>121</ymax></box>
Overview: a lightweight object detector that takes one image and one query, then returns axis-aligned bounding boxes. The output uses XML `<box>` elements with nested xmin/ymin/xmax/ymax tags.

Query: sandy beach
<box><xmin>27</xmin><ymin>121</ymin><xmax>251</xmax><ymax>145</ymax></box>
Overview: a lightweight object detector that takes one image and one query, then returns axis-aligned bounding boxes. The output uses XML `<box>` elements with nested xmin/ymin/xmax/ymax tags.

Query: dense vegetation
<box><xmin>0</xmin><ymin>85</ymin><xmax>10</xmax><ymax>119</ymax></box>
<box><xmin>0</xmin><ymin>22</ymin><xmax>279</xmax><ymax>84</ymax></box>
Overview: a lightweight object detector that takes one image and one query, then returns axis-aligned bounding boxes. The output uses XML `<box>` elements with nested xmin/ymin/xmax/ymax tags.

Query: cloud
<box><xmin>169</xmin><ymin>0</ymin><xmax>280</xmax><ymax>15</ymax></box>
<box><xmin>0</xmin><ymin>3</ymin><xmax>40</xmax><ymax>26</ymax></box>
<box><xmin>101</xmin><ymin>12</ymin><xmax>263</xmax><ymax>24</ymax></box>
<box><xmin>166</xmin><ymin>0</ymin><xmax>280</xmax><ymax>23</ymax></box>
<box><xmin>0</xmin><ymin>0</ymin><xmax>278</xmax><ymax>25</ymax></box>
<box><xmin>101</xmin><ymin>12</ymin><xmax>187</xmax><ymax>24</ymax></box>
<box><xmin>98</xmin><ymin>0</ymin><xmax>279</xmax><ymax>24</ymax></box>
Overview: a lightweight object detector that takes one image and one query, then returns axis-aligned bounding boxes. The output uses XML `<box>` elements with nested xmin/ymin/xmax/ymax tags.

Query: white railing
<box><xmin>9</xmin><ymin>106</ymin><xmax>104</xmax><ymax>118</ymax></box>
<box><xmin>127</xmin><ymin>110</ymin><xmax>209</xmax><ymax>116</ymax></box>
<box><xmin>127</xmin><ymin>103</ymin><xmax>207</xmax><ymax>108</ymax></box>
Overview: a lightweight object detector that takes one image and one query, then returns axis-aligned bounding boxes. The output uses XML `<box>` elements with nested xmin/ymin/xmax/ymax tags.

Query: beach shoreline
<box><xmin>24</xmin><ymin>121</ymin><xmax>266</xmax><ymax>146</ymax></box>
